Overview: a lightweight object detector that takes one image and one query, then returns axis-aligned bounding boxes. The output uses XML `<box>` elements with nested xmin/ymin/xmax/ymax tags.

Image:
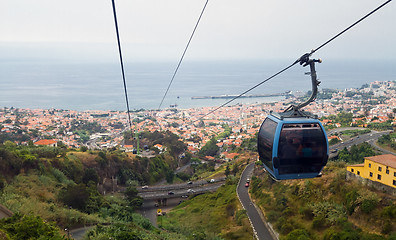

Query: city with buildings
<box><xmin>1</xmin><ymin>80</ymin><xmax>395</xmax><ymax>157</ymax></box>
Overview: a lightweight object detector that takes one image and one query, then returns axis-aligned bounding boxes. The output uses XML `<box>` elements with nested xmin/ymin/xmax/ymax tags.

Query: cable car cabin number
<box><xmin>258</xmin><ymin>115</ymin><xmax>328</xmax><ymax>180</ymax></box>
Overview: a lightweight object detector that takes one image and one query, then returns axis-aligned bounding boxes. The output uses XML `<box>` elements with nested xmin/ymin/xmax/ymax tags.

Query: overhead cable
<box><xmin>194</xmin><ymin>0</ymin><xmax>392</xmax><ymax>123</ymax></box>
<box><xmin>195</xmin><ymin>62</ymin><xmax>298</xmax><ymax>123</ymax></box>
<box><xmin>310</xmin><ymin>0</ymin><xmax>392</xmax><ymax>56</ymax></box>
<box><xmin>158</xmin><ymin>0</ymin><xmax>210</xmax><ymax>110</ymax></box>
<box><xmin>111</xmin><ymin>0</ymin><xmax>133</xmax><ymax>130</ymax></box>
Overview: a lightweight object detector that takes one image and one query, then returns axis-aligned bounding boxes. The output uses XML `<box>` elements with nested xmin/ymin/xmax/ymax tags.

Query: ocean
<box><xmin>0</xmin><ymin>59</ymin><xmax>395</xmax><ymax>111</ymax></box>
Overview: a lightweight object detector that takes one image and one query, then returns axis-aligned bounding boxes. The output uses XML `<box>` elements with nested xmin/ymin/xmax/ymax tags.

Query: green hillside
<box><xmin>0</xmin><ymin>139</ymin><xmax>185</xmax><ymax>239</ymax></box>
<box><xmin>1</xmin><ymin>136</ymin><xmax>396</xmax><ymax>239</ymax></box>
<box><xmin>250</xmin><ymin>161</ymin><xmax>396</xmax><ymax>240</ymax></box>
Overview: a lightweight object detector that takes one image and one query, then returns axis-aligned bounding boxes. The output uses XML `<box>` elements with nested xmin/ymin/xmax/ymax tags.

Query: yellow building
<box><xmin>347</xmin><ymin>154</ymin><xmax>396</xmax><ymax>189</ymax></box>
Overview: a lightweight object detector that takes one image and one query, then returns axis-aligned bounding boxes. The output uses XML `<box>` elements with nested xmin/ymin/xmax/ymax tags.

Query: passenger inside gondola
<box><xmin>277</xmin><ymin>123</ymin><xmax>326</xmax><ymax>175</ymax></box>
<box><xmin>279</xmin><ymin>129</ymin><xmax>303</xmax><ymax>162</ymax></box>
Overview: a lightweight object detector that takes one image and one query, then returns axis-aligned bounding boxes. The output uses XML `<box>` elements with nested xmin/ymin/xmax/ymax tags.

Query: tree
<box><xmin>80</xmin><ymin>146</ymin><xmax>88</xmax><ymax>152</ymax></box>
<box><xmin>124</xmin><ymin>186</ymin><xmax>143</xmax><ymax>209</ymax></box>
<box><xmin>82</xmin><ymin>168</ymin><xmax>99</xmax><ymax>185</ymax></box>
<box><xmin>58</xmin><ymin>184</ymin><xmax>90</xmax><ymax>211</ymax></box>
<box><xmin>57</xmin><ymin>141</ymin><xmax>66</xmax><ymax>149</ymax></box>
<box><xmin>336</xmin><ymin>112</ymin><xmax>353</xmax><ymax>127</ymax></box>
<box><xmin>378</xmin><ymin>134</ymin><xmax>392</xmax><ymax>145</ymax></box>
<box><xmin>329</xmin><ymin>138</ymin><xmax>341</xmax><ymax>145</ymax></box>
<box><xmin>232</xmin><ymin>164</ymin><xmax>239</xmax><ymax>176</ymax></box>
<box><xmin>336</xmin><ymin>143</ymin><xmax>377</xmax><ymax>163</ymax></box>
<box><xmin>225</xmin><ymin>165</ymin><xmax>230</xmax><ymax>177</ymax></box>
<box><xmin>165</xmin><ymin>170</ymin><xmax>175</xmax><ymax>184</ymax></box>
<box><xmin>199</xmin><ymin>138</ymin><xmax>219</xmax><ymax>157</ymax></box>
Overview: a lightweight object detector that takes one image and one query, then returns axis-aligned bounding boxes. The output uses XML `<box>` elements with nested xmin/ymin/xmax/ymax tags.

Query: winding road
<box><xmin>328</xmin><ymin>129</ymin><xmax>394</xmax><ymax>157</ymax></box>
<box><xmin>237</xmin><ymin>163</ymin><xmax>276</xmax><ymax>240</ymax></box>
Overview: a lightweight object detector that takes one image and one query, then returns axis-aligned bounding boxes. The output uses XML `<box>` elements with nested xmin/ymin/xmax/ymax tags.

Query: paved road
<box><xmin>369</xmin><ymin>140</ymin><xmax>396</xmax><ymax>155</ymax></box>
<box><xmin>327</xmin><ymin>127</ymin><xmax>367</xmax><ymax>135</ymax></box>
<box><xmin>138</xmin><ymin>177</ymin><xmax>225</xmax><ymax>199</ymax></box>
<box><xmin>237</xmin><ymin>163</ymin><xmax>276</xmax><ymax>240</ymax></box>
<box><xmin>69</xmin><ymin>226</ymin><xmax>94</xmax><ymax>240</ymax></box>
<box><xmin>328</xmin><ymin>130</ymin><xmax>393</xmax><ymax>158</ymax></box>
<box><xmin>138</xmin><ymin>177</ymin><xmax>225</xmax><ymax>192</ymax></box>
<box><xmin>138</xmin><ymin>198</ymin><xmax>184</xmax><ymax>227</ymax></box>
<box><xmin>138</xmin><ymin>182</ymin><xmax>224</xmax><ymax>200</ymax></box>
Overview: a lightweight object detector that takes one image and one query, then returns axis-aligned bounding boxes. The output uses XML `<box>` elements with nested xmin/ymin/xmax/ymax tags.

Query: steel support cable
<box><xmin>111</xmin><ymin>0</ymin><xmax>133</xmax><ymax>130</ymax></box>
<box><xmin>310</xmin><ymin>0</ymin><xmax>392</xmax><ymax>56</ymax></box>
<box><xmin>194</xmin><ymin>0</ymin><xmax>392</xmax><ymax>123</ymax></box>
<box><xmin>194</xmin><ymin>62</ymin><xmax>298</xmax><ymax>123</ymax></box>
<box><xmin>158</xmin><ymin>0</ymin><xmax>210</xmax><ymax>110</ymax></box>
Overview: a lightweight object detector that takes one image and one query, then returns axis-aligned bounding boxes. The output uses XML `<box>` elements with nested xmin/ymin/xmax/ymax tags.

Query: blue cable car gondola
<box><xmin>258</xmin><ymin>56</ymin><xmax>329</xmax><ymax>180</ymax></box>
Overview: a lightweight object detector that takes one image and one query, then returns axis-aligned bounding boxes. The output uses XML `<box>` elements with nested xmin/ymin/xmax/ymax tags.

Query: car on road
<box><xmin>245</xmin><ymin>182</ymin><xmax>249</xmax><ymax>187</ymax></box>
<box><xmin>141</xmin><ymin>185</ymin><xmax>148</xmax><ymax>189</ymax></box>
<box><xmin>168</xmin><ymin>191</ymin><xmax>174</xmax><ymax>195</ymax></box>
<box><xmin>187</xmin><ymin>189</ymin><xmax>196</xmax><ymax>193</ymax></box>
<box><xmin>187</xmin><ymin>181</ymin><xmax>193</xmax><ymax>185</ymax></box>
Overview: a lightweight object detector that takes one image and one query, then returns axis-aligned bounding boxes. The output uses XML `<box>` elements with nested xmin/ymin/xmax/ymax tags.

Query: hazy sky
<box><xmin>1</xmin><ymin>0</ymin><xmax>395</xmax><ymax>62</ymax></box>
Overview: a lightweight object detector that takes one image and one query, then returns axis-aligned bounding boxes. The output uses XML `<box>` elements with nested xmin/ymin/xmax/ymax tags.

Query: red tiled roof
<box><xmin>328</xmin><ymin>136</ymin><xmax>339</xmax><ymax>140</ymax></box>
<box><xmin>365</xmin><ymin>154</ymin><xmax>396</xmax><ymax>169</ymax></box>
<box><xmin>34</xmin><ymin>139</ymin><xmax>57</xmax><ymax>145</ymax></box>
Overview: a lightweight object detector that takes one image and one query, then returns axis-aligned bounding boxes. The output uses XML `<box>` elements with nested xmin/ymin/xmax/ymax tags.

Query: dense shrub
<box><xmin>345</xmin><ymin>189</ymin><xmax>359</xmax><ymax>215</ymax></box>
<box><xmin>312</xmin><ymin>215</ymin><xmax>327</xmax><ymax>230</ymax></box>
<box><xmin>311</xmin><ymin>201</ymin><xmax>346</xmax><ymax>225</ymax></box>
<box><xmin>381</xmin><ymin>204</ymin><xmax>396</xmax><ymax>219</ymax></box>
<box><xmin>235</xmin><ymin>210</ymin><xmax>247</xmax><ymax>226</ymax></box>
<box><xmin>299</xmin><ymin>206</ymin><xmax>314</xmax><ymax>220</ymax></box>
<box><xmin>0</xmin><ymin>213</ymin><xmax>64</xmax><ymax>240</ymax></box>
<box><xmin>361</xmin><ymin>199</ymin><xmax>378</xmax><ymax>214</ymax></box>
<box><xmin>82</xmin><ymin>168</ymin><xmax>99</xmax><ymax>185</ymax></box>
<box><xmin>124</xmin><ymin>186</ymin><xmax>143</xmax><ymax>210</ymax></box>
<box><xmin>58</xmin><ymin>183</ymin><xmax>103</xmax><ymax>213</ymax></box>
<box><xmin>357</xmin><ymin>189</ymin><xmax>380</xmax><ymax>214</ymax></box>
<box><xmin>286</xmin><ymin>228</ymin><xmax>312</xmax><ymax>240</ymax></box>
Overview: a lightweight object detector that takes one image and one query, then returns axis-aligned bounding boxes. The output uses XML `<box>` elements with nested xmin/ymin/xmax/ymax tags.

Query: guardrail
<box><xmin>138</xmin><ymin>177</ymin><xmax>226</xmax><ymax>193</ymax></box>
<box><xmin>138</xmin><ymin>182</ymin><xmax>225</xmax><ymax>200</ymax></box>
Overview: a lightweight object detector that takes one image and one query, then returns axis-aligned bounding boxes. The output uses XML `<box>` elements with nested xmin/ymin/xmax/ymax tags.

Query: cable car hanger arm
<box><xmin>296</xmin><ymin>56</ymin><xmax>322</xmax><ymax>110</ymax></box>
<box><xmin>282</xmin><ymin>54</ymin><xmax>322</xmax><ymax>115</ymax></box>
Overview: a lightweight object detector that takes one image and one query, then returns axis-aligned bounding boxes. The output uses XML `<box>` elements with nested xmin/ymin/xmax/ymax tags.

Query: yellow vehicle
<box><xmin>157</xmin><ymin>209</ymin><xmax>162</xmax><ymax>216</ymax></box>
